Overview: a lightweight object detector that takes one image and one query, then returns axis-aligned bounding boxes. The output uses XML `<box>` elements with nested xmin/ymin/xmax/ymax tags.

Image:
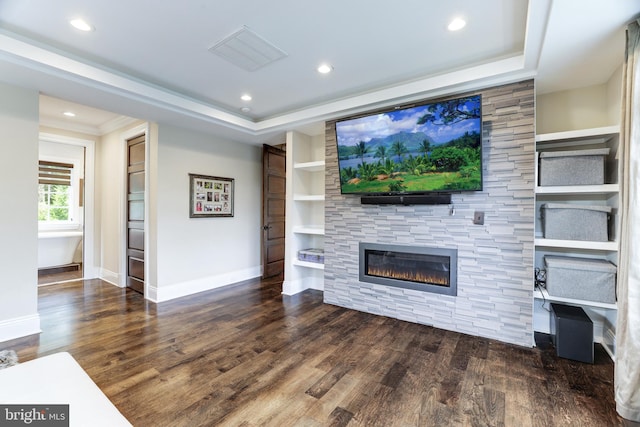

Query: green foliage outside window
<box><xmin>38</xmin><ymin>184</ymin><xmax>70</xmax><ymax>221</ymax></box>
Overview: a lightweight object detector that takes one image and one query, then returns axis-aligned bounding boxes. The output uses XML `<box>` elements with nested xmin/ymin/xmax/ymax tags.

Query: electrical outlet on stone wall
<box><xmin>473</xmin><ymin>211</ymin><xmax>484</xmax><ymax>225</ymax></box>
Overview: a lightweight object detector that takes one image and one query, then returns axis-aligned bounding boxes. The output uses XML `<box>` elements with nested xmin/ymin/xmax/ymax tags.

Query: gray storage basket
<box><xmin>541</xmin><ymin>203</ymin><xmax>611</xmax><ymax>241</ymax></box>
<box><xmin>544</xmin><ymin>256</ymin><xmax>617</xmax><ymax>303</ymax></box>
<box><xmin>539</xmin><ymin>148</ymin><xmax>609</xmax><ymax>186</ymax></box>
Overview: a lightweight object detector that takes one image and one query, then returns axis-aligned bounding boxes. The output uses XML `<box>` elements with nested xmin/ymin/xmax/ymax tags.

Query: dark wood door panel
<box><xmin>128</xmin><ymin>257</ymin><xmax>144</xmax><ymax>281</ymax></box>
<box><xmin>128</xmin><ymin>229</ymin><xmax>144</xmax><ymax>251</ymax></box>
<box><xmin>263</xmin><ymin>260</ymin><xmax>284</xmax><ymax>279</ymax></box>
<box><xmin>268</xmin><ymin>175</ymin><xmax>285</xmax><ymax>194</ymax></box>
<box><xmin>127</xmin><ymin>135</ymin><xmax>145</xmax><ymax>295</ymax></box>
<box><xmin>129</xmin><ymin>171</ymin><xmax>145</xmax><ymax>193</ymax></box>
<box><xmin>268</xmin><ymin>220</ymin><xmax>285</xmax><ymax>240</ymax></box>
<box><xmin>128</xmin><ymin>201</ymin><xmax>144</xmax><ymax>221</ymax></box>
<box><xmin>262</xmin><ymin>145</ymin><xmax>286</xmax><ymax>279</ymax></box>
<box><xmin>128</xmin><ymin>135</ymin><xmax>145</xmax><ymax>164</ymax></box>
<box><xmin>266</xmin><ymin>242</ymin><xmax>284</xmax><ymax>263</ymax></box>
<box><xmin>267</xmin><ymin>199</ymin><xmax>285</xmax><ymax>218</ymax></box>
<box><xmin>267</xmin><ymin>150</ymin><xmax>285</xmax><ymax>171</ymax></box>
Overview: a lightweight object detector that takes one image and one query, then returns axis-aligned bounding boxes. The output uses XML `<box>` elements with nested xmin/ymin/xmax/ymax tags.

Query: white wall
<box><xmin>151</xmin><ymin>124</ymin><xmax>262</xmax><ymax>302</ymax></box>
<box><xmin>0</xmin><ymin>83</ymin><xmax>41</xmax><ymax>342</ymax></box>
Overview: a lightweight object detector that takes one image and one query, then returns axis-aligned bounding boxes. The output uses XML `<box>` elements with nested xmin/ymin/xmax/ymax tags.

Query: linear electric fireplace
<box><xmin>359</xmin><ymin>242</ymin><xmax>457</xmax><ymax>296</ymax></box>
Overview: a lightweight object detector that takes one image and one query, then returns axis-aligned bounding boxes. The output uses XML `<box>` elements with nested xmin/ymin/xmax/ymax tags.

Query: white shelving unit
<box><xmin>533</xmin><ymin>125</ymin><xmax>620</xmax><ymax>360</ymax></box>
<box><xmin>283</xmin><ymin>130</ymin><xmax>326</xmax><ymax>295</ymax></box>
<box><xmin>533</xmin><ymin>288</ymin><xmax>617</xmax><ymax>311</ymax></box>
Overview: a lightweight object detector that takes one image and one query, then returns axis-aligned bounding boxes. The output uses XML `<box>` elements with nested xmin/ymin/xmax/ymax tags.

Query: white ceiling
<box><xmin>0</xmin><ymin>0</ymin><xmax>638</xmax><ymax>143</ymax></box>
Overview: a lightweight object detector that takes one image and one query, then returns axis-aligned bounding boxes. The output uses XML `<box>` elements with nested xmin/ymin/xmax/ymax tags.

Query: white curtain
<box><xmin>616</xmin><ymin>18</ymin><xmax>640</xmax><ymax>423</ymax></box>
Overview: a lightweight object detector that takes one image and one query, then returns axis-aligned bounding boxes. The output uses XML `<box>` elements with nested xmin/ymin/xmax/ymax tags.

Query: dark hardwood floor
<box><xmin>2</xmin><ymin>278</ymin><xmax>622</xmax><ymax>426</ymax></box>
<box><xmin>38</xmin><ymin>263</ymin><xmax>83</xmax><ymax>285</ymax></box>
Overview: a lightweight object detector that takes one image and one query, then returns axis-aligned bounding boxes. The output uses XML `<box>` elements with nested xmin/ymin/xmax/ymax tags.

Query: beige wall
<box><xmin>0</xmin><ymin>83</ymin><xmax>40</xmax><ymax>341</ymax></box>
<box><xmin>96</xmin><ymin>121</ymin><xmax>147</xmax><ymax>284</ymax></box>
<box><xmin>607</xmin><ymin>64</ymin><xmax>623</xmax><ymax>125</ymax></box>
<box><xmin>536</xmin><ymin>68</ymin><xmax>623</xmax><ymax>134</ymax></box>
<box><xmin>93</xmin><ymin>120</ymin><xmax>262</xmax><ymax>301</ymax></box>
<box><xmin>152</xmin><ymin>123</ymin><xmax>262</xmax><ymax>301</ymax></box>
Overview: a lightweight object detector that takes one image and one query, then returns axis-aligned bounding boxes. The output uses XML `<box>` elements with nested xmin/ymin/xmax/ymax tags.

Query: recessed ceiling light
<box><xmin>70</xmin><ymin>18</ymin><xmax>94</xmax><ymax>32</ymax></box>
<box><xmin>448</xmin><ymin>17</ymin><xmax>466</xmax><ymax>31</ymax></box>
<box><xmin>240</xmin><ymin>107</ymin><xmax>251</xmax><ymax>113</ymax></box>
<box><xmin>317</xmin><ymin>63</ymin><xmax>333</xmax><ymax>74</ymax></box>
<box><xmin>241</xmin><ymin>94</ymin><xmax>252</xmax><ymax>101</ymax></box>
<box><xmin>63</xmin><ymin>111</ymin><xmax>76</xmax><ymax>117</ymax></box>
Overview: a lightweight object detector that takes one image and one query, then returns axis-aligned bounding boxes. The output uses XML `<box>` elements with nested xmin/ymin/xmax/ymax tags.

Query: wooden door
<box><xmin>262</xmin><ymin>144</ymin><xmax>286</xmax><ymax>279</ymax></box>
<box><xmin>126</xmin><ymin>134</ymin><xmax>145</xmax><ymax>294</ymax></box>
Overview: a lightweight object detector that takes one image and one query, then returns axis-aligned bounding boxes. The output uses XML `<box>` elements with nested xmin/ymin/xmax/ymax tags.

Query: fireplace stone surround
<box><xmin>323</xmin><ymin>80</ymin><xmax>535</xmax><ymax>348</ymax></box>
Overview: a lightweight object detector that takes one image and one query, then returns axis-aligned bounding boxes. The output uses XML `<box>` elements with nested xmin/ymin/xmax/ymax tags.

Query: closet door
<box><xmin>262</xmin><ymin>144</ymin><xmax>286</xmax><ymax>279</ymax></box>
<box><xmin>126</xmin><ymin>134</ymin><xmax>145</xmax><ymax>294</ymax></box>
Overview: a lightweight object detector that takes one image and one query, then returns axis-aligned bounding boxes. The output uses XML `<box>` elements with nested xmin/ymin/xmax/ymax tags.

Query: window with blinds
<box><xmin>39</xmin><ymin>161</ymin><xmax>73</xmax><ymax>186</ymax></box>
<box><xmin>38</xmin><ymin>161</ymin><xmax>74</xmax><ymax>222</ymax></box>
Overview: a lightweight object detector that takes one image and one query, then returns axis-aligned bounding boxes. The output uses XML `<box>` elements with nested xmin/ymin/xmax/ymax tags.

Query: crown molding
<box><xmin>0</xmin><ymin>0</ymin><xmax>549</xmax><ymax>139</ymax></box>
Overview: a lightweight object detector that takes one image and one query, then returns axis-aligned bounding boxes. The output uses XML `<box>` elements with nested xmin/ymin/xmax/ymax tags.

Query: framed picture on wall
<box><xmin>189</xmin><ymin>173</ymin><xmax>234</xmax><ymax>218</ymax></box>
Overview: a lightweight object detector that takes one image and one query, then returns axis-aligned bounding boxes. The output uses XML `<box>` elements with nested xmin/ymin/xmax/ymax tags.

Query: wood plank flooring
<box><xmin>38</xmin><ymin>263</ymin><xmax>83</xmax><ymax>285</ymax></box>
<box><xmin>2</xmin><ymin>278</ymin><xmax>623</xmax><ymax>426</ymax></box>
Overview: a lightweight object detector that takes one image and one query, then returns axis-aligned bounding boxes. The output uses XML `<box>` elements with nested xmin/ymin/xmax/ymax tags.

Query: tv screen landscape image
<box><xmin>335</xmin><ymin>94</ymin><xmax>482</xmax><ymax>195</ymax></box>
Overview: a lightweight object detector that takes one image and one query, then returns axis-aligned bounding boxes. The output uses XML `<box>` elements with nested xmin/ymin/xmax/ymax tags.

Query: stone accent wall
<box><xmin>324</xmin><ymin>80</ymin><xmax>535</xmax><ymax>347</ymax></box>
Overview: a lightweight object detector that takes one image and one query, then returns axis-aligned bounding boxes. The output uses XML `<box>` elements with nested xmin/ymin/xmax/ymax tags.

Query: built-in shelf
<box><xmin>534</xmin><ymin>124</ymin><xmax>620</xmax><ymax>360</ymax></box>
<box><xmin>293</xmin><ymin>194</ymin><xmax>325</xmax><ymax>201</ymax></box>
<box><xmin>293</xmin><ymin>260</ymin><xmax>324</xmax><ymax>270</ymax></box>
<box><xmin>534</xmin><ymin>287</ymin><xmax>617</xmax><ymax>310</ymax></box>
<box><xmin>535</xmin><ymin>184</ymin><xmax>619</xmax><ymax>195</ymax></box>
<box><xmin>536</xmin><ymin>125</ymin><xmax>620</xmax><ymax>148</ymax></box>
<box><xmin>293</xmin><ymin>226</ymin><xmax>325</xmax><ymax>235</ymax></box>
<box><xmin>284</xmin><ymin>130</ymin><xmax>326</xmax><ymax>295</ymax></box>
<box><xmin>534</xmin><ymin>238</ymin><xmax>618</xmax><ymax>251</ymax></box>
<box><xmin>293</xmin><ymin>160</ymin><xmax>325</xmax><ymax>172</ymax></box>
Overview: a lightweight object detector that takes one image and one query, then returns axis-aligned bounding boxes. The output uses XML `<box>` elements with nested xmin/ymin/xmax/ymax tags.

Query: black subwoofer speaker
<box><xmin>550</xmin><ymin>303</ymin><xmax>594</xmax><ymax>363</ymax></box>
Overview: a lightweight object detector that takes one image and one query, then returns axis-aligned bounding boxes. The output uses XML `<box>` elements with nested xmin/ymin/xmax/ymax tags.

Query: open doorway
<box><xmin>37</xmin><ymin>134</ymin><xmax>95</xmax><ymax>286</ymax></box>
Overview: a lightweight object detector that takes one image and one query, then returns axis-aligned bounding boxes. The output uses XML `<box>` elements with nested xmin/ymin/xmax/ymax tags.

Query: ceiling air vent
<box><xmin>209</xmin><ymin>26</ymin><xmax>288</xmax><ymax>72</ymax></box>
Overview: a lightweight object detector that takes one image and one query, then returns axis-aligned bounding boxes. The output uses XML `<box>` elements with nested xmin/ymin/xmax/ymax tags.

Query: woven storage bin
<box><xmin>298</xmin><ymin>248</ymin><xmax>324</xmax><ymax>264</ymax></box>
<box><xmin>545</xmin><ymin>256</ymin><xmax>616</xmax><ymax>303</ymax></box>
<box><xmin>541</xmin><ymin>203</ymin><xmax>611</xmax><ymax>241</ymax></box>
<box><xmin>539</xmin><ymin>148</ymin><xmax>609</xmax><ymax>186</ymax></box>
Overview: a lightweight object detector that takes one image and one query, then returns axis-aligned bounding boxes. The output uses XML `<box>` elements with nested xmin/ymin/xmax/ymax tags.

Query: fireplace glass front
<box><xmin>359</xmin><ymin>243</ymin><xmax>457</xmax><ymax>296</ymax></box>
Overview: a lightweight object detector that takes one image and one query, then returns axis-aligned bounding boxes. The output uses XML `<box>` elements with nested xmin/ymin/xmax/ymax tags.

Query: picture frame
<box><xmin>189</xmin><ymin>174</ymin><xmax>234</xmax><ymax>218</ymax></box>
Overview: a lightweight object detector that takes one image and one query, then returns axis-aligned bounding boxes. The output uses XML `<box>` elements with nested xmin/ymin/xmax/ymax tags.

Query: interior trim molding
<box><xmin>147</xmin><ymin>266</ymin><xmax>262</xmax><ymax>303</ymax></box>
<box><xmin>0</xmin><ymin>314</ymin><xmax>41</xmax><ymax>342</ymax></box>
<box><xmin>99</xmin><ymin>268</ymin><xmax>122</xmax><ymax>288</ymax></box>
<box><xmin>282</xmin><ymin>276</ymin><xmax>324</xmax><ymax>296</ymax></box>
<box><xmin>0</xmin><ymin>0</ymin><xmax>549</xmax><ymax>139</ymax></box>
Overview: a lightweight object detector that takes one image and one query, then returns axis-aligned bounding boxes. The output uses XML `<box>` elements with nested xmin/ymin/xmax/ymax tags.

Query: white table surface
<box><xmin>0</xmin><ymin>352</ymin><xmax>131</xmax><ymax>426</ymax></box>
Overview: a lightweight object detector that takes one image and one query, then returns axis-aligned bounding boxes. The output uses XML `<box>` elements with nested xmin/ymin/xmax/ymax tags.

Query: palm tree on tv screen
<box><xmin>354</xmin><ymin>140</ymin><xmax>369</xmax><ymax>165</ymax></box>
<box><xmin>391</xmin><ymin>140</ymin><xmax>408</xmax><ymax>163</ymax></box>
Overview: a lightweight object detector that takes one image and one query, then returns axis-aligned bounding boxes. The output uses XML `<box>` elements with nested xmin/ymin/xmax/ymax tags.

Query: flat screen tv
<box><xmin>335</xmin><ymin>94</ymin><xmax>482</xmax><ymax>195</ymax></box>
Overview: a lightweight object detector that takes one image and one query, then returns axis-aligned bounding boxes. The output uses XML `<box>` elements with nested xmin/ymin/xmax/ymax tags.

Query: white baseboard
<box><xmin>147</xmin><ymin>266</ymin><xmax>262</xmax><ymax>303</ymax></box>
<box><xmin>82</xmin><ymin>264</ymin><xmax>99</xmax><ymax>280</ymax></box>
<box><xmin>99</xmin><ymin>268</ymin><xmax>122</xmax><ymax>287</ymax></box>
<box><xmin>0</xmin><ymin>314</ymin><xmax>41</xmax><ymax>343</ymax></box>
<box><xmin>282</xmin><ymin>277</ymin><xmax>324</xmax><ymax>296</ymax></box>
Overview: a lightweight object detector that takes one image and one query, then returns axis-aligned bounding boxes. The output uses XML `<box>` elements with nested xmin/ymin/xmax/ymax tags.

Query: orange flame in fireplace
<box><xmin>367</xmin><ymin>266</ymin><xmax>449</xmax><ymax>286</ymax></box>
